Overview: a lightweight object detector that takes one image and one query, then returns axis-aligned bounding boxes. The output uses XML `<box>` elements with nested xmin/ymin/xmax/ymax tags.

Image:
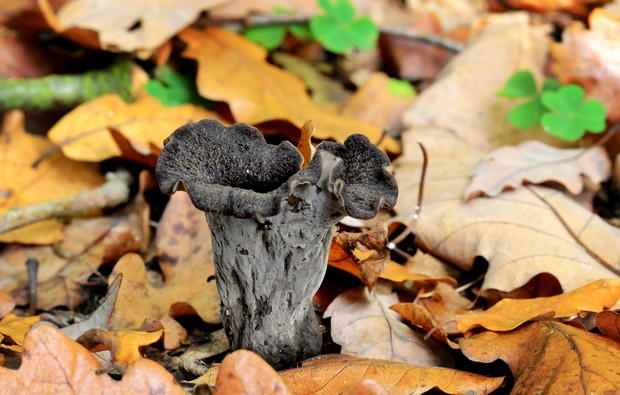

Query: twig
<box><xmin>0</xmin><ymin>170</ymin><xmax>132</xmax><ymax>234</ymax></box>
<box><xmin>527</xmin><ymin>185</ymin><xmax>620</xmax><ymax>276</ymax></box>
<box><xmin>213</xmin><ymin>15</ymin><xmax>464</xmax><ymax>53</ymax></box>
<box><xmin>26</xmin><ymin>258</ymin><xmax>39</xmax><ymax>316</ymax></box>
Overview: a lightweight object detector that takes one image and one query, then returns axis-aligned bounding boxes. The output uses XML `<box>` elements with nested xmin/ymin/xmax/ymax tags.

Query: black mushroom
<box><xmin>156</xmin><ymin>120</ymin><xmax>398</xmax><ymax>369</ymax></box>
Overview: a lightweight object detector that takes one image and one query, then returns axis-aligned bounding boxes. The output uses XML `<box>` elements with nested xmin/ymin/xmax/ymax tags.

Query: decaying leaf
<box><xmin>212</xmin><ymin>350</ymin><xmax>290</xmax><ymax>395</ymax></box>
<box><xmin>179</xmin><ymin>27</ymin><xmax>399</xmax><ymax>153</ymax></box>
<box><xmin>324</xmin><ymin>286</ymin><xmax>453</xmax><ymax>366</ymax></box>
<box><xmin>108</xmin><ymin>192</ymin><xmax>220</xmax><ymax>332</ymax></box>
<box><xmin>551</xmin><ymin>8</ymin><xmax>620</xmax><ymax>122</ymax></box>
<box><xmin>0</xmin><ymin>313</ymin><xmax>40</xmax><ymax>351</ymax></box>
<box><xmin>280</xmin><ymin>356</ymin><xmax>504</xmax><ymax>395</ymax></box>
<box><xmin>453</xmin><ymin>278</ymin><xmax>620</xmax><ymax>332</ymax></box>
<box><xmin>0</xmin><ymin>110</ymin><xmax>103</xmax><ymax>244</ymax></box>
<box><xmin>466</xmin><ymin>140</ymin><xmax>610</xmax><ymax>200</ymax></box>
<box><xmin>47</xmin><ymin>93</ymin><xmax>217</xmax><ymax>162</ymax></box>
<box><xmin>297</xmin><ymin>120</ymin><xmax>315</xmax><ymax>169</ymax></box>
<box><xmin>596</xmin><ymin>310</ymin><xmax>620</xmax><ymax>343</ymax></box>
<box><xmin>77</xmin><ymin>328</ymin><xmax>163</xmax><ymax>367</ymax></box>
<box><xmin>40</xmin><ymin>0</ymin><xmax>226</xmax><ymax>53</ymax></box>
<box><xmin>460</xmin><ymin>321</ymin><xmax>620</xmax><ymax>393</ymax></box>
<box><xmin>0</xmin><ymin>325</ymin><xmax>184</xmax><ymax>394</ymax></box>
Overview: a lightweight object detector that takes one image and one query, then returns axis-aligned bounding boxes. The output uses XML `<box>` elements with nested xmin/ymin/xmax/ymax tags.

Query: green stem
<box><xmin>0</xmin><ymin>57</ymin><xmax>135</xmax><ymax>110</ymax></box>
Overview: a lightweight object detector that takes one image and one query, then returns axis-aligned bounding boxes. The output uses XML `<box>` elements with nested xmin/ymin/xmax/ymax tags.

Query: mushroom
<box><xmin>156</xmin><ymin>120</ymin><xmax>398</xmax><ymax>369</ymax></box>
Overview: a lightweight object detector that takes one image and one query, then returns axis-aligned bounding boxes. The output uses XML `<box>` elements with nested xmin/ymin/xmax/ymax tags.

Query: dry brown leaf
<box><xmin>297</xmin><ymin>120</ymin><xmax>314</xmax><ymax>169</ymax></box>
<box><xmin>0</xmin><ymin>110</ymin><xmax>103</xmax><ymax>244</ymax></box>
<box><xmin>179</xmin><ymin>27</ymin><xmax>399</xmax><ymax>153</ymax></box>
<box><xmin>0</xmin><ymin>292</ymin><xmax>14</xmax><ymax>319</ymax></box>
<box><xmin>466</xmin><ymin>140</ymin><xmax>610</xmax><ymax>200</ymax></box>
<box><xmin>41</xmin><ymin>0</ymin><xmax>226</xmax><ymax>53</ymax></box>
<box><xmin>77</xmin><ymin>328</ymin><xmax>163</xmax><ymax>367</ymax></box>
<box><xmin>341</xmin><ymin>379</ymin><xmax>388</xmax><ymax>395</ymax></box>
<box><xmin>596</xmin><ymin>310</ymin><xmax>620</xmax><ymax>343</ymax></box>
<box><xmin>324</xmin><ymin>286</ymin><xmax>452</xmax><ymax>366</ymax></box>
<box><xmin>109</xmin><ymin>192</ymin><xmax>220</xmax><ymax>331</ymax></box>
<box><xmin>551</xmin><ymin>8</ymin><xmax>620</xmax><ymax>122</ymax></box>
<box><xmin>47</xmin><ymin>93</ymin><xmax>218</xmax><ymax>162</ymax></box>
<box><xmin>280</xmin><ymin>357</ymin><xmax>504</xmax><ymax>395</ymax></box>
<box><xmin>454</xmin><ymin>278</ymin><xmax>620</xmax><ymax>332</ymax></box>
<box><xmin>341</xmin><ymin>72</ymin><xmax>415</xmax><ymax>133</ymax></box>
<box><xmin>395</xmin><ymin>13</ymin><xmax>620</xmax><ymax>293</ymax></box>
<box><xmin>0</xmin><ymin>313</ymin><xmax>40</xmax><ymax>351</ymax></box>
<box><xmin>460</xmin><ymin>321</ymin><xmax>620</xmax><ymax>393</ymax></box>
<box><xmin>213</xmin><ymin>350</ymin><xmax>290</xmax><ymax>395</ymax></box>
<box><xmin>0</xmin><ymin>325</ymin><xmax>185</xmax><ymax>394</ymax></box>
<box><xmin>505</xmin><ymin>0</ymin><xmax>602</xmax><ymax>16</ymax></box>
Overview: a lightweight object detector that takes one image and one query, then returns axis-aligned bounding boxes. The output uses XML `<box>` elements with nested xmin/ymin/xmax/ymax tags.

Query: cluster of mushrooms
<box><xmin>156</xmin><ymin>120</ymin><xmax>398</xmax><ymax>369</ymax></box>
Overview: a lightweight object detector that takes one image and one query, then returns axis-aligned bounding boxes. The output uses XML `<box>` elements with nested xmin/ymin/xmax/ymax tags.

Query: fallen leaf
<box><xmin>0</xmin><ymin>325</ymin><xmax>185</xmax><ymax>394</ymax></box>
<box><xmin>213</xmin><ymin>350</ymin><xmax>290</xmax><ymax>395</ymax></box>
<box><xmin>466</xmin><ymin>140</ymin><xmax>610</xmax><ymax>200</ymax></box>
<box><xmin>551</xmin><ymin>8</ymin><xmax>620</xmax><ymax>122</ymax></box>
<box><xmin>0</xmin><ymin>313</ymin><xmax>41</xmax><ymax>351</ymax></box>
<box><xmin>341</xmin><ymin>379</ymin><xmax>387</xmax><ymax>395</ymax></box>
<box><xmin>41</xmin><ymin>0</ymin><xmax>226</xmax><ymax>53</ymax></box>
<box><xmin>341</xmin><ymin>72</ymin><xmax>416</xmax><ymax>133</ymax></box>
<box><xmin>47</xmin><ymin>93</ymin><xmax>217</xmax><ymax>162</ymax></box>
<box><xmin>0</xmin><ymin>292</ymin><xmax>14</xmax><ymax>319</ymax></box>
<box><xmin>324</xmin><ymin>286</ymin><xmax>453</xmax><ymax>366</ymax></box>
<box><xmin>280</xmin><ymin>356</ymin><xmax>504</xmax><ymax>395</ymax></box>
<box><xmin>453</xmin><ymin>278</ymin><xmax>620</xmax><ymax>332</ymax></box>
<box><xmin>460</xmin><ymin>321</ymin><xmax>620</xmax><ymax>393</ymax></box>
<box><xmin>77</xmin><ymin>328</ymin><xmax>163</xmax><ymax>367</ymax></box>
<box><xmin>0</xmin><ymin>110</ymin><xmax>103</xmax><ymax>244</ymax></box>
<box><xmin>179</xmin><ymin>27</ymin><xmax>399</xmax><ymax>153</ymax></box>
<box><xmin>504</xmin><ymin>0</ymin><xmax>600</xmax><ymax>17</ymax></box>
<box><xmin>596</xmin><ymin>310</ymin><xmax>620</xmax><ymax>343</ymax></box>
<box><xmin>297</xmin><ymin>120</ymin><xmax>314</xmax><ymax>169</ymax></box>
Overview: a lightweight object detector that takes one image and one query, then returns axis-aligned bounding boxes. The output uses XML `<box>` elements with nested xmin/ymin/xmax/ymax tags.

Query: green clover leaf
<box><xmin>243</xmin><ymin>25</ymin><xmax>287</xmax><ymax>50</ymax></box>
<box><xmin>540</xmin><ymin>84</ymin><xmax>606</xmax><ymax>141</ymax></box>
<box><xmin>497</xmin><ymin>70</ymin><xmax>538</xmax><ymax>99</ymax></box>
<box><xmin>146</xmin><ymin>67</ymin><xmax>212</xmax><ymax>108</ymax></box>
<box><xmin>310</xmin><ymin>0</ymin><xmax>378</xmax><ymax>54</ymax></box>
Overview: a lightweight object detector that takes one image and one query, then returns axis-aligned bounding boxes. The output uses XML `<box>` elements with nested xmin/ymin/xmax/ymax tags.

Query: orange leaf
<box><xmin>0</xmin><ymin>110</ymin><xmax>103</xmax><ymax>244</ymax></box>
<box><xmin>0</xmin><ymin>314</ymin><xmax>40</xmax><ymax>351</ymax></box>
<box><xmin>453</xmin><ymin>278</ymin><xmax>620</xmax><ymax>333</ymax></box>
<box><xmin>47</xmin><ymin>94</ymin><xmax>217</xmax><ymax>162</ymax></box>
<box><xmin>213</xmin><ymin>350</ymin><xmax>290</xmax><ymax>395</ymax></box>
<box><xmin>280</xmin><ymin>358</ymin><xmax>503</xmax><ymax>395</ymax></box>
<box><xmin>0</xmin><ymin>292</ymin><xmax>14</xmax><ymax>319</ymax></box>
<box><xmin>77</xmin><ymin>329</ymin><xmax>163</xmax><ymax>367</ymax></box>
<box><xmin>460</xmin><ymin>321</ymin><xmax>620</xmax><ymax>393</ymax></box>
<box><xmin>596</xmin><ymin>310</ymin><xmax>620</xmax><ymax>343</ymax></box>
<box><xmin>0</xmin><ymin>325</ymin><xmax>184</xmax><ymax>394</ymax></box>
<box><xmin>179</xmin><ymin>27</ymin><xmax>399</xmax><ymax>153</ymax></box>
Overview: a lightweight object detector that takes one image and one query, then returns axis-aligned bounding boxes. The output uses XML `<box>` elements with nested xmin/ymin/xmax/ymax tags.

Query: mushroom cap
<box><xmin>156</xmin><ymin>120</ymin><xmax>398</xmax><ymax>219</ymax></box>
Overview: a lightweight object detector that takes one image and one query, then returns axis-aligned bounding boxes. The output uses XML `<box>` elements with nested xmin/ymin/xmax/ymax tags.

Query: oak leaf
<box><xmin>0</xmin><ymin>314</ymin><xmax>40</xmax><ymax>351</ymax></box>
<box><xmin>77</xmin><ymin>328</ymin><xmax>163</xmax><ymax>367</ymax></box>
<box><xmin>551</xmin><ymin>8</ymin><xmax>620</xmax><ymax>122</ymax></box>
<box><xmin>0</xmin><ymin>110</ymin><xmax>103</xmax><ymax>244</ymax></box>
<box><xmin>40</xmin><ymin>0</ymin><xmax>226</xmax><ymax>53</ymax></box>
<box><xmin>47</xmin><ymin>93</ymin><xmax>217</xmax><ymax>162</ymax></box>
<box><xmin>0</xmin><ymin>325</ymin><xmax>185</xmax><ymax>394</ymax></box>
<box><xmin>213</xmin><ymin>350</ymin><xmax>290</xmax><ymax>395</ymax></box>
<box><xmin>324</xmin><ymin>286</ymin><xmax>452</xmax><ymax>366</ymax></box>
<box><xmin>466</xmin><ymin>140</ymin><xmax>610</xmax><ymax>200</ymax></box>
<box><xmin>179</xmin><ymin>27</ymin><xmax>399</xmax><ymax>153</ymax></box>
<box><xmin>460</xmin><ymin>321</ymin><xmax>620</xmax><ymax>393</ymax></box>
<box><xmin>453</xmin><ymin>278</ymin><xmax>620</xmax><ymax>332</ymax></box>
<box><xmin>279</xmin><ymin>356</ymin><xmax>504</xmax><ymax>395</ymax></box>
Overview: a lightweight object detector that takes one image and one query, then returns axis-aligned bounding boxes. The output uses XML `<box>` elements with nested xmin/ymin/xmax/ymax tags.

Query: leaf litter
<box><xmin>1</xmin><ymin>1</ymin><xmax>620</xmax><ymax>394</ymax></box>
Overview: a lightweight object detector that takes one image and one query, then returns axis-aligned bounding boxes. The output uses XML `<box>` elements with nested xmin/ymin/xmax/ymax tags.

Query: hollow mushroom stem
<box><xmin>156</xmin><ymin>120</ymin><xmax>397</xmax><ymax>369</ymax></box>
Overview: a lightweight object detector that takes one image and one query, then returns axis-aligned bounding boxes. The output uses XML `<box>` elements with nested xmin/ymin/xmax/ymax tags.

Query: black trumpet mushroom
<box><xmin>156</xmin><ymin>120</ymin><xmax>398</xmax><ymax>369</ymax></box>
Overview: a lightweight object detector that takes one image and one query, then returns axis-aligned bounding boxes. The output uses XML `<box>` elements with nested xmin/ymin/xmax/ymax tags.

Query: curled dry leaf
<box><xmin>596</xmin><ymin>310</ymin><xmax>620</xmax><ymax>343</ymax></box>
<box><xmin>179</xmin><ymin>27</ymin><xmax>399</xmax><ymax>153</ymax></box>
<box><xmin>551</xmin><ymin>8</ymin><xmax>620</xmax><ymax>122</ymax></box>
<box><xmin>0</xmin><ymin>314</ymin><xmax>40</xmax><ymax>352</ymax></box>
<box><xmin>40</xmin><ymin>0</ymin><xmax>226</xmax><ymax>53</ymax></box>
<box><xmin>280</xmin><ymin>357</ymin><xmax>504</xmax><ymax>395</ymax></box>
<box><xmin>453</xmin><ymin>278</ymin><xmax>620</xmax><ymax>333</ymax></box>
<box><xmin>460</xmin><ymin>321</ymin><xmax>620</xmax><ymax>393</ymax></box>
<box><xmin>77</xmin><ymin>328</ymin><xmax>163</xmax><ymax>367</ymax></box>
<box><xmin>213</xmin><ymin>350</ymin><xmax>290</xmax><ymax>395</ymax></box>
<box><xmin>324</xmin><ymin>286</ymin><xmax>453</xmax><ymax>366</ymax></box>
<box><xmin>466</xmin><ymin>140</ymin><xmax>610</xmax><ymax>200</ymax></box>
<box><xmin>0</xmin><ymin>325</ymin><xmax>184</xmax><ymax>394</ymax></box>
<box><xmin>47</xmin><ymin>94</ymin><xmax>217</xmax><ymax>162</ymax></box>
<box><xmin>0</xmin><ymin>110</ymin><xmax>103</xmax><ymax>244</ymax></box>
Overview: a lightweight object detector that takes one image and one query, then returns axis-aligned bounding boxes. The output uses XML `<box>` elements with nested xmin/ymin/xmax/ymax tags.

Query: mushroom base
<box><xmin>207</xmin><ymin>195</ymin><xmax>338</xmax><ymax>369</ymax></box>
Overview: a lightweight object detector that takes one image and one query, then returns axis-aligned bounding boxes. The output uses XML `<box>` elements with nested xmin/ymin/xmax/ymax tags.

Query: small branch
<box><xmin>0</xmin><ymin>170</ymin><xmax>132</xmax><ymax>234</ymax></box>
